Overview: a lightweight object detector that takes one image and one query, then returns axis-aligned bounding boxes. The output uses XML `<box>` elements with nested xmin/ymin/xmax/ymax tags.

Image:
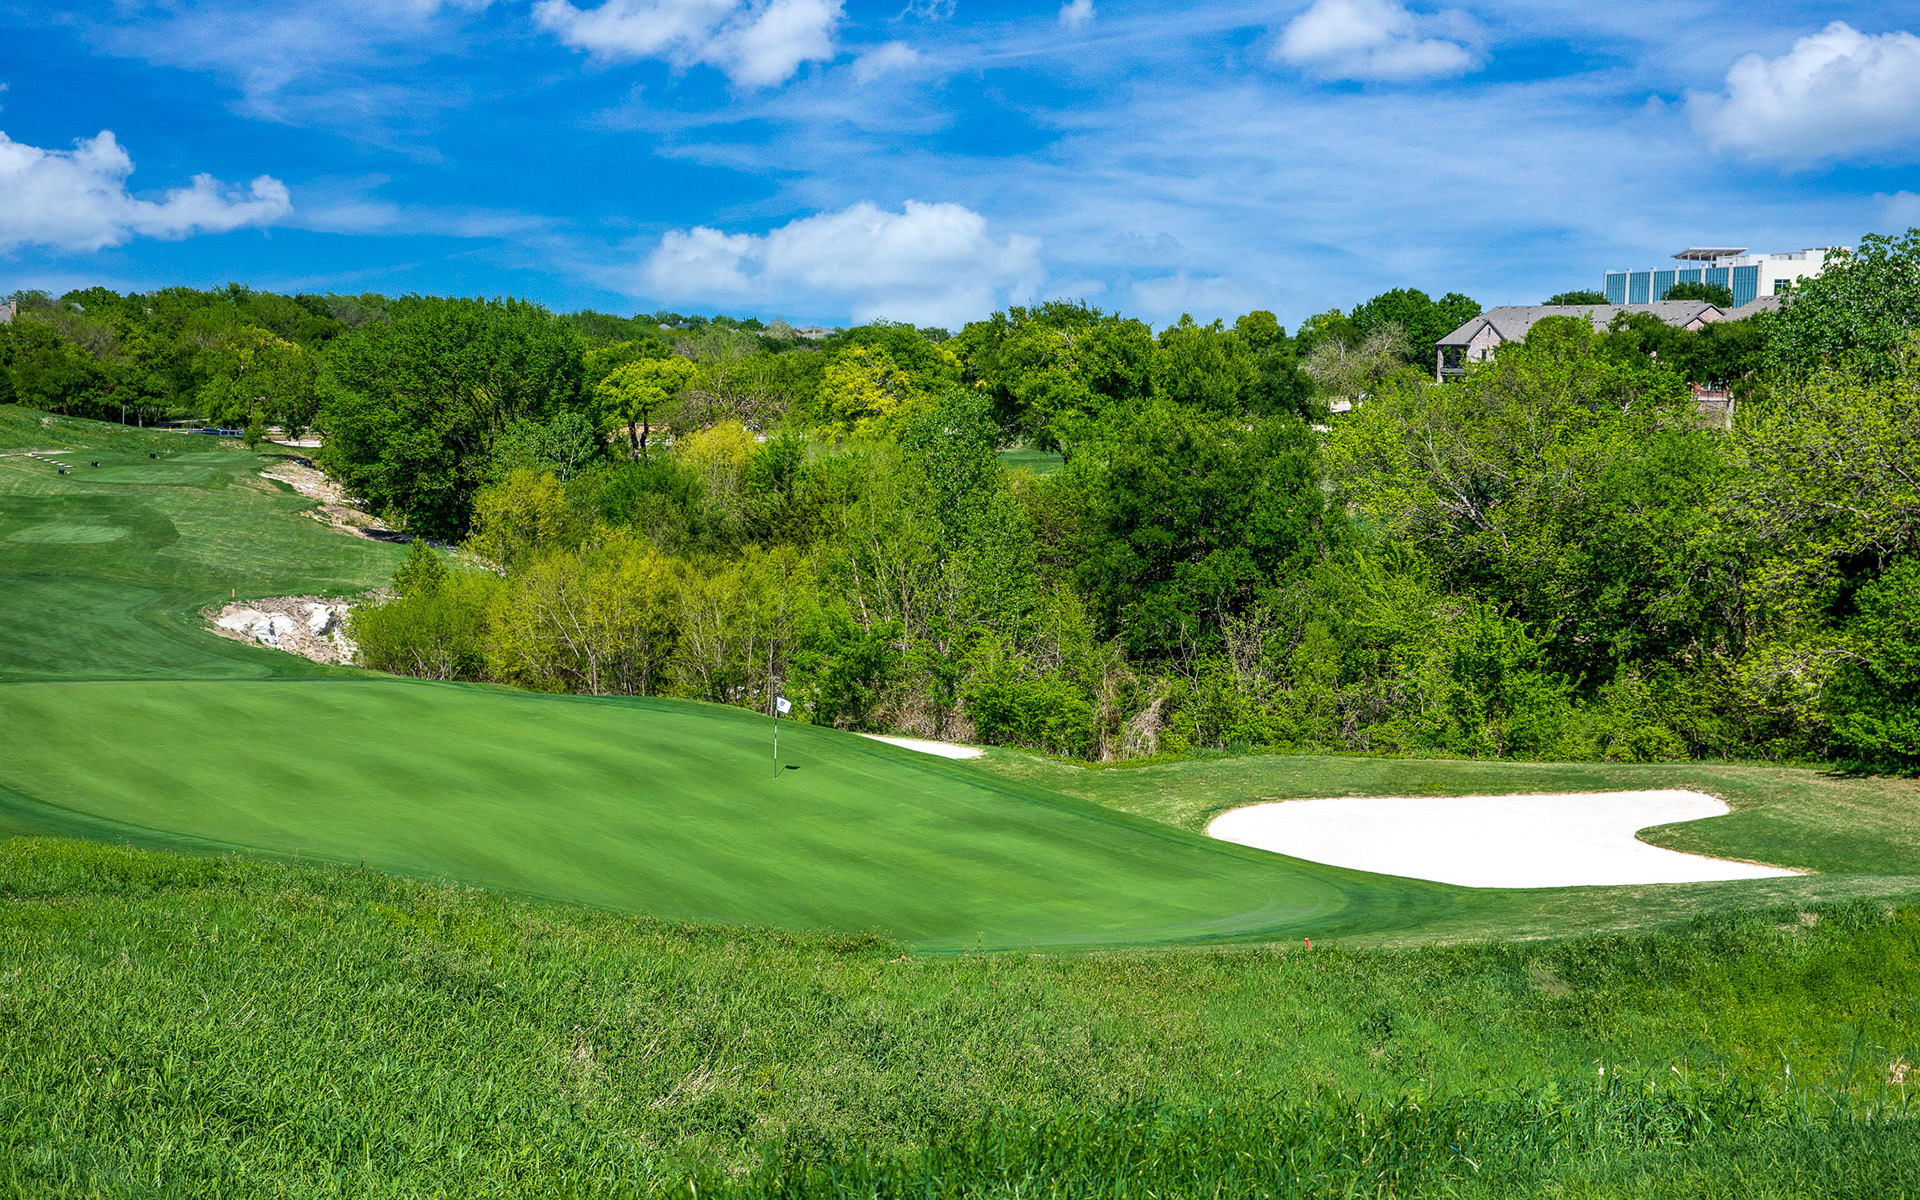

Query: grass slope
<box><xmin>3</xmin><ymin>840</ymin><xmax>1916</xmax><ymax>1198</ymax></box>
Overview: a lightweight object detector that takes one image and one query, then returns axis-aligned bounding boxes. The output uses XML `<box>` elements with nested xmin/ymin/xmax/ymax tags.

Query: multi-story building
<box><xmin>1604</xmin><ymin>246</ymin><xmax>1843</xmax><ymax>308</ymax></box>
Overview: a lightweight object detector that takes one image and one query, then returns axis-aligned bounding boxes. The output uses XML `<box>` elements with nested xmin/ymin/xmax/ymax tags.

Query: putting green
<box><xmin>5</xmin><ymin>522</ymin><xmax>129</xmax><ymax>543</ymax></box>
<box><xmin>0</xmin><ymin>678</ymin><xmax>1433</xmax><ymax>948</ymax></box>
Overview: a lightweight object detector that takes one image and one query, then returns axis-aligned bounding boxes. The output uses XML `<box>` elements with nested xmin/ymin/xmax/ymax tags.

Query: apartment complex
<box><xmin>1604</xmin><ymin>246</ymin><xmax>1841</xmax><ymax>308</ymax></box>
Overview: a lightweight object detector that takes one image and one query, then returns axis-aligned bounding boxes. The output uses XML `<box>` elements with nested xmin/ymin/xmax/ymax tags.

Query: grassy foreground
<box><xmin>2</xmin><ymin>838</ymin><xmax>1917</xmax><ymax>1197</ymax></box>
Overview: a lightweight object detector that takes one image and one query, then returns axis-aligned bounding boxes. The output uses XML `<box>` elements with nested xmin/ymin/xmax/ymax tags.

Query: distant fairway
<box><xmin>3</xmin><ymin>405</ymin><xmax>1916</xmax><ymax>950</ymax></box>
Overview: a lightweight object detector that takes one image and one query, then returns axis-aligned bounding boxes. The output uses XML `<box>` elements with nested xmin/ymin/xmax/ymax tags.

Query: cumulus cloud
<box><xmin>534</xmin><ymin>0</ymin><xmax>844</xmax><ymax>87</ymax></box>
<box><xmin>0</xmin><ymin>130</ymin><xmax>290</xmax><ymax>253</ymax></box>
<box><xmin>852</xmin><ymin>41</ymin><xmax>920</xmax><ymax>83</ymax></box>
<box><xmin>1275</xmin><ymin>0</ymin><xmax>1481</xmax><ymax>82</ymax></box>
<box><xmin>1688</xmin><ymin>23</ymin><xmax>1920</xmax><ymax>167</ymax></box>
<box><xmin>641</xmin><ymin>200</ymin><xmax>1043</xmax><ymax>327</ymax></box>
<box><xmin>1059</xmin><ymin>0</ymin><xmax>1094</xmax><ymax>32</ymax></box>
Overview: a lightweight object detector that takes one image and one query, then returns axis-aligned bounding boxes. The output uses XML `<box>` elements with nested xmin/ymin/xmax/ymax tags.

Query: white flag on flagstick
<box><xmin>775</xmin><ymin>696</ymin><xmax>792</xmax><ymax>715</ymax></box>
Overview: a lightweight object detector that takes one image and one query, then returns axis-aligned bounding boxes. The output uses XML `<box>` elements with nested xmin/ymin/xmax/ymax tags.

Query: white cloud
<box><xmin>534</xmin><ymin>0</ymin><xmax>844</xmax><ymax>87</ymax></box>
<box><xmin>1881</xmin><ymin>191</ymin><xmax>1920</xmax><ymax>230</ymax></box>
<box><xmin>1687</xmin><ymin>23</ymin><xmax>1920</xmax><ymax>167</ymax></box>
<box><xmin>852</xmin><ymin>41</ymin><xmax>920</xmax><ymax>83</ymax></box>
<box><xmin>1275</xmin><ymin>0</ymin><xmax>1481</xmax><ymax>82</ymax></box>
<box><xmin>1059</xmin><ymin>0</ymin><xmax>1094</xmax><ymax>32</ymax></box>
<box><xmin>89</xmin><ymin>0</ymin><xmax>500</xmax><ymax>140</ymax></box>
<box><xmin>1129</xmin><ymin>272</ymin><xmax>1265</xmax><ymax>323</ymax></box>
<box><xmin>640</xmin><ymin>200</ymin><xmax>1043</xmax><ymax>327</ymax></box>
<box><xmin>0</xmin><ymin>130</ymin><xmax>290</xmax><ymax>253</ymax></box>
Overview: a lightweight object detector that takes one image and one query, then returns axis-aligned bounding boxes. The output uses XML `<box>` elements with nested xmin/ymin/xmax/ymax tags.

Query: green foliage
<box><xmin>952</xmin><ymin>301</ymin><xmax>1155</xmax><ymax>452</ymax></box>
<box><xmin>316</xmin><ymin>296</ymin><xmax>590</xmax><ymax>539</ymax></box>
<box><xmin>351</xmin><ymin>574</ymin><xmax>492</xmax><ymax>681</ymax></box>
<box><xmin>1350</xmin><ymin>287</ymin><xmax>1482</xmax><ymax>361</ymax></box>
<box><xmin>1546</xmin><ymin>289</ymin><xmax>1609</xmax><ymax>305</ymax></box>
<box><xmin>392</xmin><ymin>538</ymin><xmax>449</xmax><ymax>598</ymax></box>
<box><xmin>1151</xmin><ymin>314</ymin><xmax>1259</xmax><ymax>413</ymax></box>
<box><xmin>1825</xmin><ymin>557</ymin><xmax>1920</xmax><ymax>766</ymax></box>
<box><xmin>490</xmin><ymin>408</ymin><xmax>606</xmax><ymax>481</ymax></box>
<box><xmin>467</xmin><ymin>469</ymin><xmax>579</xmax><ymax>567</ymax></box>
<box><xmin>1768</xmin><ymin>228</ymin><xmax>1920</xmax><ymax>379</ymax></box>
<box><xmin>1664</xmin><ymin>280</ymin><xmax>1736</xmax><ymax>306</ymax></box>
<box><xmin>595</xmin><ymin>355</ymin><xmax>696</xmax><ymax>456</ymax></box>
<box><xmin>1233</xmin><ymin>309</ymin><xmax>1319</xmax><ymax>419</ymax></box>
<box><xmin>1077</xmin><ymin>406</ymin><xmax>1335</xmax><ymax>659</ymax></box>
<box><xmin>1329</xmin><ymin>319</ymin><xmax>1718</xmax><ymax>695</ymax></box>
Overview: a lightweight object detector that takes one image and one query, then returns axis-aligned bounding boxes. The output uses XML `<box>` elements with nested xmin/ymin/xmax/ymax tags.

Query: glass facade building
<box><xmin>1606</xmin><ymin>265</ymin><xmax>1759</xmax><ymax>306</ymax></box>
<box><xmin>1604</xmin><ymin>248</ymin><xmax>1838</xmax><ymax>308</ymax></box>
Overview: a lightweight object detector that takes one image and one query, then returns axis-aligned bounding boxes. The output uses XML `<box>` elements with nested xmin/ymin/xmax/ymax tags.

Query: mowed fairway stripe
<box><xmin>0</xmin><ymin>679</ymin><xmax>1443</xmax><ymax>948</ymax></box>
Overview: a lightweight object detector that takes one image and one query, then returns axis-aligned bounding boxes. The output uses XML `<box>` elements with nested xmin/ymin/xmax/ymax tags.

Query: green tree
<box><xmin>1232</xmin><ymin>310</ymin><xmax>1318</xmax><ymax>420</ymax></box>
<box><xmin>317</xmin><ymin>297</ymin><xmax>590</xmax><ymax>539</ymax></box>
<box><xmin>954</xmin><ymin>301</ymin><xmax>1154</xmax><ymax>452</ymax></box>
<box><xmin>1152</xmin><ymin>315</ymin><xmax>1259</xmax><ymax>415</ymax></box>
<box><xmin>393</xmin><ymin>539</ymin><xmax>450</xmax><ymax>598</ymax></box>
<box><xmin>1545</xmin><ymin>290</ymin><xmax>1608</xmax><ymax>305</ymax></box>
<box><xmin>1327</xmin><ymin>317</ymin><xmax>1723</xmax><ymax>690</ymax></box>
<box><xmin>596</xmin><ymin>357</ymin><xmax>696</xmax><ymax>457</ymax></box>
<box><xmin>1350</xmin><ymin>289</ymin><xmax>1481</xmax><ymax>363</ymax></box>
<box><xmin>1824</xmin><ymin>556</ymin><xmax>1920</xmax><ymax>766</ymax></box>
<box><xmin>1663</xmin><ymin>281</ymin><xmax>1735</xmax><ymax>306</ymax></box>
<box><xmin>467</xmin><ymin>470</ymin><xmax>577</xmax><ymax>569</ymax></box>
<box><xmin>1076</xmin><ymin>406</ymin><xmax>1337</xmax><ymax>659</ymax></box>
<box><xmin>1767</xmin><ymin>228</ymin><xmax>1920</xmax><ymax>380</ymax></box>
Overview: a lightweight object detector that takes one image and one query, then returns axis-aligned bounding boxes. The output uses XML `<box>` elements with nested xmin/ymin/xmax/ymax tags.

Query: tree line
<box><xmin>5</xmin><ymin>230</ymin><xmax>1915</xmax><ymax>767</ymax></box>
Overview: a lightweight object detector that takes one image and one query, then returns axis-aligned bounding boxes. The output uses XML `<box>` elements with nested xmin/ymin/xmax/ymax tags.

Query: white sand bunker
<box><xmin>857</xmin><ymin>734</ymin><xmax>984</xmax><ymax>760</ymax></box>
<box><xmin>1207</xmin><ymin>790</ymin><xmax>1802</xmax><ymax>888</ymax></box>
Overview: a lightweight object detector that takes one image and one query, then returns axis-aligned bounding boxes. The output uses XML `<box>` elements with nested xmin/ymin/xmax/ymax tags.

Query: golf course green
<box><xmin>3</xmin><ymin>404</ymin><xmax>1916</xmax><ymax>949</ymax></box>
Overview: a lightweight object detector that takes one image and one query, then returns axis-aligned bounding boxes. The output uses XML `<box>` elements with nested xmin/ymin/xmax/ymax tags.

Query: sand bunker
<box><xmin>1207</xmin><ymin>790</ymin><xmax>1801</xmax><ymax>888</ymax></box>
<box><xmin>857</xmin><ymin>734</ymin><xmax>985</xmax><ymax>760</ymax></box>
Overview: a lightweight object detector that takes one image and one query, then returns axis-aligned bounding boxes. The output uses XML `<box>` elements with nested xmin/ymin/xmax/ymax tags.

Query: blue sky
<box><xmin>2</xmin><ymin>0</ymin><xmax>1918</xmax><ymax>330</ymax></box>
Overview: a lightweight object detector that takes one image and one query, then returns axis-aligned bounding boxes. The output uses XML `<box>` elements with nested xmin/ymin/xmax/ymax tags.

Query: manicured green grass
<box><xmin>0</xmin><ymin>678</ymin><xmax>1444</xmax><ymax>949</ymax></box>
<box><xmin>0</xmin><ymin>410</ymin><xmax>401</xmax><ymax>685</ymax></box>
<box><xmin>2</xmin><ymin>839</ymin><xmax>1915</xmax><ymax>1197</ymax></box>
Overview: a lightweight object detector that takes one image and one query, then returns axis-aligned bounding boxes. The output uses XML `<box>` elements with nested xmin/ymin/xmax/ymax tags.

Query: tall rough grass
<box><xmin>2</xmin><ymin>837</ymin><xmax>1916</xmax><ymax>1198</ymax></box>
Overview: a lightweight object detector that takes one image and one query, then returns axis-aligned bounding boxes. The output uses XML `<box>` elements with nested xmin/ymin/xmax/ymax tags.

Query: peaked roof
<box><xmin>1726</xmin><ymin>294</ymin><xmax>1785</xmax><ymax>319</ymax></box>
<box><xmin>1437</xmin><ymin>302</ymin><xmax>1724</xmax><ymax>347</ymax></box>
